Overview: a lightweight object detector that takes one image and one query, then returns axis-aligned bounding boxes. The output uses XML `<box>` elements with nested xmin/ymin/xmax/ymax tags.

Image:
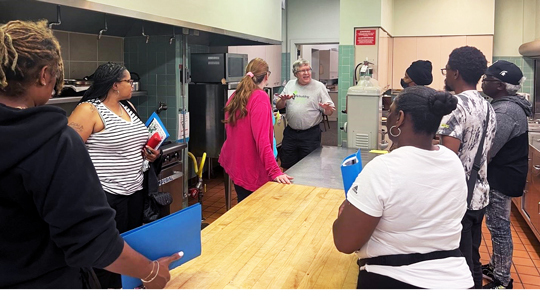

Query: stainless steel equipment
<box><xmin>188</xmin><ymin>83</ymin><xmax>228</xmax><ymax>159</ymax></box>
<box><xmin>190</xmin><ymin>53</ymin><xmax>248</xmax><ymax>83</ymax></box>
<box><xmin>344</xmin><ymin>77</ymin><xmax>384</xmax><ymax>150</ymax></box>
<box><xmin>284</xmin><ymin>146</ymin><xmax>379</xmax><ymax>189</ymax></box>
<box><xmin>534</xmin><ymin>60</ymin><xmax>540</xmax><ymax>119</ymax></box>
<box><xmin>158</xmin><ymin>142</ymin><xmax>187</xmax><ymax>216</ymax></box>
<box><xmin>130</xmin><ymin>72</ymin><xmax>141</xmax><ymax>91</ymax></box>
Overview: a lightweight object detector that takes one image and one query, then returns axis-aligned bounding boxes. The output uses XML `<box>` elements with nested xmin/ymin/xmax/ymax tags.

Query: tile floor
<box><xmin>480</xmin><ymin>206</ymin><xmax>540</xmax><ymax>289</ymax></box>
<box><xmin>188</xmin><ymin>171</ymin><xmax>540</xmax><ymax>289</ymax></box>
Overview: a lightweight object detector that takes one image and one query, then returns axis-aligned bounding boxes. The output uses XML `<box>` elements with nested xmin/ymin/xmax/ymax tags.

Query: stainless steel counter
<box><xmin>285</xmin><ymin>145</ymin><xmax>380</xmax><ymax>190</ymax></box>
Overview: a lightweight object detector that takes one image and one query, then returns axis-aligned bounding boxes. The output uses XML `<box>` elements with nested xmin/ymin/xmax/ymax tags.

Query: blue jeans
<box><xmin>485</xmin><ymin>189</ymin><xmax>513</xmax><ymax>286</ymax></box>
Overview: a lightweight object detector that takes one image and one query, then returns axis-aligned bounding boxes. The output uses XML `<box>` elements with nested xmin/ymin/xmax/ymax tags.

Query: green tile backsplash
<box><xmin>338</xmin><ymin>45</ymin><xmax>355</xmax><ymax>147</ymax></box>
<box><xmin>53</xmin><ymin>30</ymin><xmax>124</xmax><ymax>81</ymax></box>
<box><xmin>125</xmin><ymin>35</ymin><xmax>179</xmax><ymax>140</ymax></box>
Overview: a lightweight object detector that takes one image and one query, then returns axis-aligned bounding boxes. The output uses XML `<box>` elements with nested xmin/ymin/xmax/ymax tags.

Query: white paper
<box><xmin>342</xmin><ymin>156</ymin><xmax>358</xmax><ymax>166</ymax></box>
<box><xmin>178</xmin><ymin>111</ymin><xmax>190</xmax><ymax>140</ymax></box>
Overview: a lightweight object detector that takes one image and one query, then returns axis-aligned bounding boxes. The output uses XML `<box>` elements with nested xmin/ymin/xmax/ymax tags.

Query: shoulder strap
<box><xmin>466</xmin><ymin>103</ymin><xmax>490</xmax><ymax>207</ymax></box>
<box><xmin>120</xmin><ymin>100</ymin><xmax>142</xmax><ymax>121</ymax></box>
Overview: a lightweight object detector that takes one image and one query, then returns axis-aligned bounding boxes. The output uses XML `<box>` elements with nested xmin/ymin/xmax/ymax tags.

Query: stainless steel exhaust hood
<box><xmin>0</xmin><ymin>0</ymin><xmax>279</xmax><ymax>47</ymax></box>
<box><xmin>519</xmin><ymin>40</ymin><xmax>540</xmax><ymax>58</ymax></box>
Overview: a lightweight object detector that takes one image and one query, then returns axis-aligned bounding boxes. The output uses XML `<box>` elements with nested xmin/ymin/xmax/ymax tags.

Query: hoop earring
<box><xmin>389</xmin><ymin>125</ymin><xmax>401</xmax><ymax>137</ymax></box>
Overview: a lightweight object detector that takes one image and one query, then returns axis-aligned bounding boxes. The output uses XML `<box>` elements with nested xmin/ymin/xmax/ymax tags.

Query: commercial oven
<box><xmin>158</xmin><ymin>142</ymin><xmax>187</xmax><ymax>216</ymax></box>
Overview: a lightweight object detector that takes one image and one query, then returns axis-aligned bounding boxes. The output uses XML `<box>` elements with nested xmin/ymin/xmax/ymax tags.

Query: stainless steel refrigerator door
<box><xmin>188</xmin><ymin>83</ymin><xmax>227</xmax><ymax>158</ymax></box>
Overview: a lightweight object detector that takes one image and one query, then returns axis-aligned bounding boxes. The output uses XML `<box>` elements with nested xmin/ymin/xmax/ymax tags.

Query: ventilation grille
<box><xmin>354</xmin><ymin>133</ymin><xmax>369</xmax><ymax>149</ymax></box>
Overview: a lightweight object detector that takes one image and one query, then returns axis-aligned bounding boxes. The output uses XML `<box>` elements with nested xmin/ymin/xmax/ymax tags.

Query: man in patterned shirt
<box><xmin>437</xmin><ymin>46</ymin><xmax>497</xmax><ymax>289</ymax></box>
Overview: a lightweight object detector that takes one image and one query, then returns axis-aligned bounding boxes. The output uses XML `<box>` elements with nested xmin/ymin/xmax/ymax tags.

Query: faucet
<box><xmin>156</xmin><ymin>102</ymin><xmax>167</xmax><ymax>114</ymax></box>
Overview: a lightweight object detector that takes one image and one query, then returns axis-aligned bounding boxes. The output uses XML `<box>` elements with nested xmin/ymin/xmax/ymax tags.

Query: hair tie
<box><xmin>246</xmin><ymin>72</ymin><xmax>254</xmax><ymax>78</ymax></box>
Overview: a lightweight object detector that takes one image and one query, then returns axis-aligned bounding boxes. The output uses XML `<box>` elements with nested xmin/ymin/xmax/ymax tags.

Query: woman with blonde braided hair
<box><xmin>219</xmin><ymin>58</ymin><xmax>293</xmax><ymax>202</ymax></box>
<box><xmin>0</xmin><ymin>20</ymin><xmax>181</xmax><ymax>289</ymax></box>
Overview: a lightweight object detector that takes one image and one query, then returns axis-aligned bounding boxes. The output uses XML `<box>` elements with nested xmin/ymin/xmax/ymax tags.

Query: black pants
<box><xmin>357</xmin><ymin>270</ymin><xmax>421</xmax><ymax>289</ymax></box>
<box><xmin>459</xmin><ymin>207</ymin><xmax>486</xmax><ymax>289</ymax></box>
<box><xmin>279</xmin><ymin>125</ymin><xmax>321</xmax><ymax>169</ymax></box>
<box><xmin>94</xmin><ymin>189</ymin><xmax>145</xmax><ymax>289</ymax></box>
<box><xmin>234</xmin><ymin>183</ymin><xmax>253</xmax><ymax>203</ymax></box>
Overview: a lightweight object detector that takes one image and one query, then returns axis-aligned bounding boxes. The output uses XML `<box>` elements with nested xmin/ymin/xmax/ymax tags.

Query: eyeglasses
<box><xmin>119</xmin><ymin>79</ymin><xmax>134</xmax><ymax>86</ymax></box>
<box><xmin>267</xmin><ymin>71</ymin><xmax>272</xmax><ymax>76</ymax></box>
<box><xmin>296</xmin><ymin>68</ymin><xmax>312</xmax><ymax>74</ymax></box>
<box><xmin>441</xmin><ymin>68</ymin><xmax>449</xmax><ymax>76</ymax></box>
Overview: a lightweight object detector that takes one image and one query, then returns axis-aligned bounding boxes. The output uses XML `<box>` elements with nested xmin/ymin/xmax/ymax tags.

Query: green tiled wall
<box><xmin>492</xmin><ymin>56</ymin><xmax>534</xmax><ymax>103</ymax></box>
<box><xmin>274</xmin><ymin>52</ymin><xmax>291</xmax><ymax>95</ymax></box>
<box><xmin>281</xmin><ymin>52</ymin><xmax>290</xmax><ymax>83</ymax></box>
<box><xmin>124</xmin><ymin>36</ymin><xmax>179</xmax><ymax>139</ymax></box>
<box><xmin>337</xmin><ymin>45</ymin><xmax>355</xmax><ymax>147</ymax></box>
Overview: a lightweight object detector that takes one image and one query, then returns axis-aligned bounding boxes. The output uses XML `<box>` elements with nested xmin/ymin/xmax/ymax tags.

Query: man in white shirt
<box><xmin>275</xmin><ymin>58</ymin><xmax>335</xmax><ymax>170</ymax></box>
<box><xmin>437</xmin><ymin>46</ymin><xmax>497</xmax><ymax>289</ymax></box>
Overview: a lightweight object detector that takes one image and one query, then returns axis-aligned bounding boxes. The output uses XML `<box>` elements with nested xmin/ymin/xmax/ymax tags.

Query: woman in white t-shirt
<box><xmin>333</xmin><ymin>86</ymin><xmax>473</xmax><ymax>289</ymax></box>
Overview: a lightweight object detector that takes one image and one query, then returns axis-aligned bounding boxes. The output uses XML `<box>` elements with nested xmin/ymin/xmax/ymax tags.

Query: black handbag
<box><xmin>142</xmin><ymin>156</ymin><xmax>173</xmax><ymax>223</ymax></box>
<box><xmin>143</xmin><ymin>192</ymin><xmax>173</xmax><ymax>223</ymax></box>
<box><xmin>150</xmin><ymin>192</ymin><xmax>173</xmax><ymax>205</ymax></box>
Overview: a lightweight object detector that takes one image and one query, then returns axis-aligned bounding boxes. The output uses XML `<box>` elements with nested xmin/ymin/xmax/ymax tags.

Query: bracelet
<box><xmin>142</xmin><ymin>261</ymin><xmax>160</xmax><ymax>284</ymax></box>
<box><xmin>141</xmin><ymin>261</ymin><xmax>157</xmax><ymax>282</ymax></box>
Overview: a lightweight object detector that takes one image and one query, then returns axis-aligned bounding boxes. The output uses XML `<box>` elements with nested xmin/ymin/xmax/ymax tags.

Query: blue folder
<box><xmin>120</xmin><ymin>203</ymin><xmax>202</xmax><ymax>289</ymax></box>
<box><xmin>340</xmin><ymin>150</ymin><xmax>363</xmax><ymax>197</ymax></box>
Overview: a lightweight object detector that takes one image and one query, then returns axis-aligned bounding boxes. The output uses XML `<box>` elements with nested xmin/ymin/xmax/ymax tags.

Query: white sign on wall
<box><xmin>178</xmin><ymin>111</ymin><xmax>190</xmax><ymax>142</ymax></box>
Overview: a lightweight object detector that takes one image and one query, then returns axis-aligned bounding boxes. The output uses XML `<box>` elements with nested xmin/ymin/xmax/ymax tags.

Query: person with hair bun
<box><xmin>219</xmin><ymin>58</ymin><xmax>293</xmax><ymax>202</ymax></box>
<box><xmin>0</xmin><ymin>20</ymin><xmax>180</xmax><ymax>289</ymax></box>
<box><xmin>333</xmin><ymin>86</ymin><xmax>473</xmax><ymax>289</ymax></box>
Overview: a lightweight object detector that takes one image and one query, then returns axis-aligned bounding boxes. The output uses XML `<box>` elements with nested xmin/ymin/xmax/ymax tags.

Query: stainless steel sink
<box><xmin>529</xmin><ymin>122</ymin><xmax>540</xmax><ymax>132</ymax></box>
<box><xmin>530</xmin><ymin>132</ymin><xmax>540</xmax><ymax>150</ymax></box>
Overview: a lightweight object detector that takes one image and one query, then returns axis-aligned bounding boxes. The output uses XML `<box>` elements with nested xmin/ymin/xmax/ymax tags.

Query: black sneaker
<box><xmin>483</xmin><ymin>278</ymin><xmax>513</xmax><ymax>289</ymax></box>
<box><xmin>482</xmin><ymin>263</ymin><xmax>495</xmax><ymax>281</ymax></box>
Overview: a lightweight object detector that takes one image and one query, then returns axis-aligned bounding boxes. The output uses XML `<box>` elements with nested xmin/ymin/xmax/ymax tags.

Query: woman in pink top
<box><xmin>219</xmin><ymin>58</ymin><xmax>293</xmax><ymax>202</ymax></box>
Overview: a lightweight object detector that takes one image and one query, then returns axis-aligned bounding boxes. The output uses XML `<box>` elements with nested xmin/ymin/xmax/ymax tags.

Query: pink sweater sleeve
<box><xmin>249</xmin><ymin>91</ymin><xmax>283</xmax><ymax>181</ymax></box>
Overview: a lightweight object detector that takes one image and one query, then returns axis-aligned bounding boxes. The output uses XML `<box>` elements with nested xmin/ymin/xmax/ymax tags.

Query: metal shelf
<box><xmin>46</xmin><ymin>91</ymin><xmax>148</xmax><ymax>105</ymax></box>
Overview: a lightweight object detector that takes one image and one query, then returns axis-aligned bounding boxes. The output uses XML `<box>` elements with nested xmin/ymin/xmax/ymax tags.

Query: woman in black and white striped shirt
<box><xmin>68</xmin><ymin>62</ymin><xmax>161</xmax><ymax>288</ymax></box>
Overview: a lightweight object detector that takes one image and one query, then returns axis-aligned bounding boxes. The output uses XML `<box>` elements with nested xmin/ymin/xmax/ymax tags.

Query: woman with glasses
<box><xmin>0</xmin><ymin>21</ymin><xmax>180</xmax><ymax>289</ymax></box>
<box><xmin>275</xmin><ymin>58</ymin><xmax>335</xmax><ymax>170</ymax></box>
<box><xmin>219</xmin><ymin>58</ymin><xmax>293</xmax><ymax>202</ymax></box>
<box><xmin>68</xmin><ymin>62</ymin><xmax>161</xmax><ymax>288</ymax></box>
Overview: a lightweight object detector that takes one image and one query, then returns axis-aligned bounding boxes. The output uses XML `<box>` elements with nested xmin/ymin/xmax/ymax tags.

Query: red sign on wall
<box><xmin>355</xmin><ymin>29</ymin><xmax>376</xmax><ymax>45</ymax></box>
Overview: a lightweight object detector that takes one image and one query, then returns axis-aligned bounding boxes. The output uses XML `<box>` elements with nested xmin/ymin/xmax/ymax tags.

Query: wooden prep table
<box><xmin>166</xmin><ymin>182</ymin><xmax>358</xmax><ymax>289</ymax></box>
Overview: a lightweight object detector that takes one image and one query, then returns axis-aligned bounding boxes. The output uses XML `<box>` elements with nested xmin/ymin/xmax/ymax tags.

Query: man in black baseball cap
<box><xmin>484</xmin><ymin>60</ymin><xmax>525</xmax><ymax>86</ymax></box>
<box><xmin>481</xmin><ymin>60</ymin><xmax>531</xmax><ymax>289</ymax></box>
<box><xmin>400</xmin><ymin>60</ymin><xmax>433</xmax><ymax>88</ymax></box>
